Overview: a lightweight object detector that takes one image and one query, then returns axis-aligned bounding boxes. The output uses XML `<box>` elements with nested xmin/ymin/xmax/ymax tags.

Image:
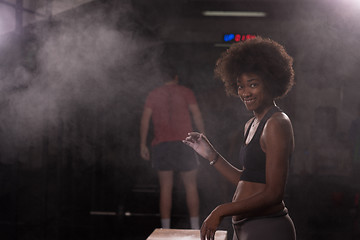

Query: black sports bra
<box><xmin>239</xmin><ymin>106</ymin><xmax>281</xmax><ymax>184</ymax></box>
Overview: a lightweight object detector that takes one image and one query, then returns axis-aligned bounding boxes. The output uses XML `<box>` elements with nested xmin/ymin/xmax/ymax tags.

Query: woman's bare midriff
<box><xmin>232</xmin><ymin>180</ymin><xmax>285</xmax><ymax>222</ymax></box>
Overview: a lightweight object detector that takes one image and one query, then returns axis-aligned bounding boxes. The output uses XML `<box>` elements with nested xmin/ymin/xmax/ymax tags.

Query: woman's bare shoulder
<box><xmin>262</xmin><ymin>112</ymin><xmax>294</xmax><ymax>142</ymax></box>
<box><xmin>267</xmin><ymin>112</ymin><xmax>292</xmax><ymax>128</ymax></box>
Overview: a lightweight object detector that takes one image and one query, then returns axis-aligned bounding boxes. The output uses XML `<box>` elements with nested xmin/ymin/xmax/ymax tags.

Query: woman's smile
<box><xmin>243</xmin><ymin>98</ymin><xmax>256</xmax><ymax>104</ymax></box>
<box><xmin>237</xmin><ymin>73</ymin><xmax>274</xmax><ymax>114</ymax></box>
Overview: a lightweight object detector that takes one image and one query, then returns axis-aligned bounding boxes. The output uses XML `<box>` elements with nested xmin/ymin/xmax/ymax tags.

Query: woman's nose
<box><xmin>240</xmin><ymin>88</ymin><xmax>250</xmax><ymax>98</ymax></box>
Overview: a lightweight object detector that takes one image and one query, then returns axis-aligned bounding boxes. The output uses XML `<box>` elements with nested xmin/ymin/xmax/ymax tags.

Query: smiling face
<box><xmin>237</xmin><ymin>73</ymin><xmax>274</xmax><ymax>114</ymax></box>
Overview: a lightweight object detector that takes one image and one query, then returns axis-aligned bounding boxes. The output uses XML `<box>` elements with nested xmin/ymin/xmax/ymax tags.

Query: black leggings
<box><xmin>232</xmin><ymin>209</ymin><xmax>296</xmax><ymax>240</ymax></box>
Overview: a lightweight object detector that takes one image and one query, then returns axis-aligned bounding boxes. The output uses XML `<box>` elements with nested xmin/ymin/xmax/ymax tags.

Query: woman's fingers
<box><xmin>187</xmin><ymin>131</ymin><xmax>201</xmax><ymax>136</ymax></box>
<box><xmin>200</xmin><ymin>226</ymin><xmax>206</xmax><ymax>240</ymax></box>
<box><xmin>183</xmin><ymin>132</ymin><xmax>201</xmax><ymax>144</ymax></box>
<box><xmin>201</xmin><ymin>225</ymin><xmax>215</xmax><ymax>240</ymax></box>
<box><xmin>207</xmin><ymin>230</ymin><xmax>214</xmax><ymax>240</ymax></box>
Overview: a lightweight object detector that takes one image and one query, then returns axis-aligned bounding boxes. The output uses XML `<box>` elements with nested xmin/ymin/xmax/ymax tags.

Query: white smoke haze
<box><xmin>0</xmin><ymin>4</ymin><xmax>16</xmax><ymax>36</ymax></box>
<box><xmin>0</xmin><ymin>3</ymin><xmax>164</xmax><ymax>163</ymax></box>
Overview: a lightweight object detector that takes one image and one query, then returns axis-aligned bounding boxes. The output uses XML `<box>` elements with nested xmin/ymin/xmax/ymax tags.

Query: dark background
<box><xmin>1</xmin><ymin>0</ymin><xmax>360</xmax><ymax>239</ymax></box>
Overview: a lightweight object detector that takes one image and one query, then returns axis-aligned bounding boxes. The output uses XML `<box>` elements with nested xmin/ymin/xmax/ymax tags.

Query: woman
<box><xmin>183</xmin><ymin>37</ymin><xmax>296</xmax><ymax>240</ymax></box>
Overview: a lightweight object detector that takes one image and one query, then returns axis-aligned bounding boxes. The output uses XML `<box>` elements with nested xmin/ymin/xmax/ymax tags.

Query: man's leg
<box><xmin>180</xmin><ymin>169</ymin><xmax>200</xmax><ymax>229</ymax></box>
<box><xmin>158</xmin><ymin>170</ymin><xmax>174</xmax><ymax>228</ymax></box>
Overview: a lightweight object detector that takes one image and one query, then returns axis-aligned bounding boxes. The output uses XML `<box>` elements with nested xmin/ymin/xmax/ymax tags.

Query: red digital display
<box><xmin>224</xmin><ymin>34</ymin><xmax>256</xmax><ymax>43</ymax></box>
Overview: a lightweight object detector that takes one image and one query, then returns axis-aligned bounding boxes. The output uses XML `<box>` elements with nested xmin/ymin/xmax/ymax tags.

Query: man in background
<box><xmin>140</xmin><ymin>65</ymin><xmax>205</xmax><ymax>229</ymax></box>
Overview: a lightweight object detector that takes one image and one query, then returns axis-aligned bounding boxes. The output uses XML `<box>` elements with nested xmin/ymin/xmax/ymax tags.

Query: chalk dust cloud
<box><xmin>0</xmin><ymin>2</ymin><xmax>164</xmax><ymax>165</ymax></box>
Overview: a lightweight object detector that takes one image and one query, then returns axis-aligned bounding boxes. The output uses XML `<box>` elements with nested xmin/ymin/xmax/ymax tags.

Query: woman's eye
<box><xmin>250</xmin><ymin>83</ymin><xmax>257</xmax><ymax>88</ymax></box>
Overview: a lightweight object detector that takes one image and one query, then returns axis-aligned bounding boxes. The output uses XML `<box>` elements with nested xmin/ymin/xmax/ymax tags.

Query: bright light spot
<box><xmin>0</xmin><ymin>4</ymin><xmax>16</xmax><ymax>36</ymax></box>
<box><xmin>202</xmin><ymin>10</ymin><xmax>267</xmax><ymax>17</ymax></box>
<box><xmin>334</xmin><ymin>0</ymin><xmax>360</xmax><ymax>11</ymax></box>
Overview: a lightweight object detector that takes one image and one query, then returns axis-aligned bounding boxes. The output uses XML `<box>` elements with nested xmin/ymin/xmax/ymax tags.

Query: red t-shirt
<box><xmin>145</xmin><ymin>84</ymin><xmax>197</xmax><ymax>146</ymax></box>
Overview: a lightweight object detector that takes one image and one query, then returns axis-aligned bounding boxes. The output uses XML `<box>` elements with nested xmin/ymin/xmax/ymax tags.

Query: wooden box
<box><xmin>147</xmin><ymin>228</ymin><xmax>227</xmax><ymax>240</ymax></box>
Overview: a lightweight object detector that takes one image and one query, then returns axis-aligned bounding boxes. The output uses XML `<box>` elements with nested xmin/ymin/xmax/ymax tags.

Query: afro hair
<box><xmin>214</xmin><ymin>36</ymin><xmax>295</xmax><ymax>99</ymax></box>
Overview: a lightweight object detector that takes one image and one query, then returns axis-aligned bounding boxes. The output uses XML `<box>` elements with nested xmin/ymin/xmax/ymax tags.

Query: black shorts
<box><xmin>151</xmin><ymin>141</ymin><xmax>199</xmax><ymax>171</ymax></box>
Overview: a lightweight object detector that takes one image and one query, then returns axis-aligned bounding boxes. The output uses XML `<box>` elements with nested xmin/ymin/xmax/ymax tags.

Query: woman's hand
<box><xmin>183</xmin><ymin>132</ymin><xmax>217</xmax><ymax>162</ymax></box>
<box><xmin>200</xmin><ymin>207</ymin><xmax>223</xmax><ymax>240</ymax></box>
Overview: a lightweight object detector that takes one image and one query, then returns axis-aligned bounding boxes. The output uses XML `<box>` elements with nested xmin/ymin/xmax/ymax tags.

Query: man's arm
<box><xmin>140</xmin><ymin>107</ymin><xmax>152</xmax><ymax>160</ymax></box>
<box><xmin>189</xmin><ymin>104</ymin><xmax>205</xmax><ymax>133</ymax></box>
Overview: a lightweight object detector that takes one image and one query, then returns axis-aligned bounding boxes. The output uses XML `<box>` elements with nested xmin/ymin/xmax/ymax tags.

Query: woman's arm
<box><xmin>183</xmin><ymin>133</ymin><xmax>242</xmax><ymax>185</ymax></box>
<box><xmin>209</xmin><ymin>153</ymin><xmax>243</xmax><ymax>185</ymax></box>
